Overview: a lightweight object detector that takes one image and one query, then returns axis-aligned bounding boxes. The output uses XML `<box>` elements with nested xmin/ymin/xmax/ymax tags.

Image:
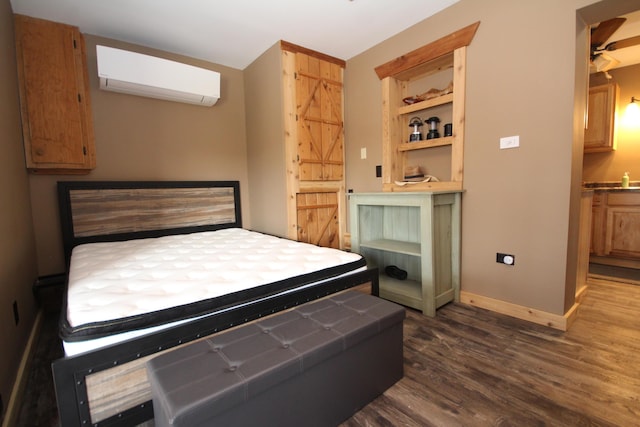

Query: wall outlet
<box><xmin>496</xmin><ymin>253</ymin><xmax>515</xmax><ymax>265</ymax></box>
<box><xmin>13</xmin><ymin>300</ymin><xmax>19</xmax><ymax>326</ymax></box>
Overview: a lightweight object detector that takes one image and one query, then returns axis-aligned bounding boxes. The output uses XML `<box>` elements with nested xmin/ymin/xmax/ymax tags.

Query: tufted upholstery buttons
<box><xmin>147</xmin><ymin>291</ymin><xmax>406</xmax><ymax>427</ymax></box>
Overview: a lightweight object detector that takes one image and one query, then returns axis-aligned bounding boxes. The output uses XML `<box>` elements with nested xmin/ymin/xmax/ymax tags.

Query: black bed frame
<box><xmin>52</xmin><ymin>180</ymin><xmax>378</xmax><ymax>426</ymax></box>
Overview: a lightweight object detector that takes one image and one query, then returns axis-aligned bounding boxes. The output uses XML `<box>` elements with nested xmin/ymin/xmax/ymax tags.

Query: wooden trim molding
<box><xmin>2</xmin><ymin>310</ymin><xmax>43</xmax><ymax>427</ymax></box>
<box><xmin>460</xmin><ymin>290</ymin><xmax>579</xmax><ymax>331</ymax></box>
<box><xmin>374</xmin><ymin>21</ymin><xmax>480</xmax><ymax>80</ymax></box>
<box><xmin>280</xmin><ymin>40</ymin><xmax>346</xmax><ymax>68</ymax></box>
<box><xmin>343</xmin><ymin>233</ymin><xmax>351</xmax><ymax>251</ymax></box>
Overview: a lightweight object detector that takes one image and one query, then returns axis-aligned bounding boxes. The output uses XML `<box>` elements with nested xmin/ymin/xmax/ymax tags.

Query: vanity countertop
<box><xmin>583</xmin><ymin>181</ymin><xmax>640</xmax><ymax>192</ymax></box>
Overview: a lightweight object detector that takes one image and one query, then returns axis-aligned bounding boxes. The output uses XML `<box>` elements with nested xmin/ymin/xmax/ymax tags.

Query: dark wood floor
<box><xmin>342</xmin><ymin>277</ymin><xmax>640</xmax><ymax>426</ymax></box>
<box><xmin>17</xmin><ymin>276</ymin><xmax>640</xmax><ymax>426</ymax></box>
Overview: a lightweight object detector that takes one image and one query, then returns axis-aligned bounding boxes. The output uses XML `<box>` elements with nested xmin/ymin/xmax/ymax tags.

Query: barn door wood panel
<box><xmin>295</xmin><ymin>53</ymin><xmax>344</xmax><ymax>181</ymax></box>
<box><xmin>296</xmin><ymin>192</ymin><xmax>339</xmax><ymax>248</ymax></box>
<box><xmin>282</xmin><ymin>42</ymin><xmax>346</xmax><ymax>249</ymax></box>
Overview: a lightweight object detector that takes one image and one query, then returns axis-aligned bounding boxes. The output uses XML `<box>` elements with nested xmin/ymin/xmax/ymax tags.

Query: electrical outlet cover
<box><xmin>496</xmin><ymin>252</ymin><xmax>515</xmax><ymax>265</ymax></box>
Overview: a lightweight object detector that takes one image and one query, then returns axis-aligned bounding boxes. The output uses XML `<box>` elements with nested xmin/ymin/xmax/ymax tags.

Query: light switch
<box><xmin>360</xmin><ymin>147</ymin><xmax>367</xmax><ymax>159</ymax></box>
<box><xmin>500</xmin><ymin>135</ymin><xmax>520</xmax><ymax>149</ymax></box>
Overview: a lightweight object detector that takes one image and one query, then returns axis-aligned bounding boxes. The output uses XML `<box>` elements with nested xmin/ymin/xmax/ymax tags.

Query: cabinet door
<box><xmin>14</xmin><ymin>15</ymin><xmax>96</xmax><ymax>172</ymax></box>
<box><xmin>605</xmin><ymin>207</ymin><xmax>640</xmax><ymax>259</ymax></box>
<box><xmin>296</xmin><ymin>192</ymin><xmax>339</xmax><ymax>248</ymax></box>
<box><xmin>584</xmin><ymin>84</ymin><xmax>617</xmax><ymax>153</ymax></box>
<box><xmin>295</xmin><ymin>53</ymin><xmax>344</xmax><ymax>181</ymax></box>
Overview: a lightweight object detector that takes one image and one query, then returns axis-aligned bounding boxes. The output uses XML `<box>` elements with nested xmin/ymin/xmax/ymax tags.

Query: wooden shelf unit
<box><xmin>398</xmin><ymin>92</ymin><xmax>454</xmax><ymax>115</ymax></box>
<box><xmin>349</xmin><ymin>191</ymin><xmax>462</xmax><ymax>317</ymax></box>
<box><xmin>375</xmin><ymin>22</ymin><xmax>479</xmax><ymax>193</ymax></box>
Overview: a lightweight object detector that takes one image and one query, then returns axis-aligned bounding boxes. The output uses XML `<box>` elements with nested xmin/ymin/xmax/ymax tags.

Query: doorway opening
<box><xmin>578</xmin><ymin>2</ymin><xmax>640</xmax><ymax>286</ymax></box>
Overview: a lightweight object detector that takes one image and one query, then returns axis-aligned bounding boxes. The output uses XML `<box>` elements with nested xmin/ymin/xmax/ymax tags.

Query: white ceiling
<box><xmin>10</xmin><ymin>0</ymin><xmax>460</xmax><ymax>70</ymax></box>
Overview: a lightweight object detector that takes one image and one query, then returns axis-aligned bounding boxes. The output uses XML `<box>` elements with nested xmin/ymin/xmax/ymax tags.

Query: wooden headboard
<box><xmin>58</xmin><ymin>181</ymin><xmax>241</xmax><ymax>266</ymax></box>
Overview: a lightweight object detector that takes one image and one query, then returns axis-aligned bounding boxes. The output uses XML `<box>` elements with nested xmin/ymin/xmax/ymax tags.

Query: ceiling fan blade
<box><xmin>591</xmin><ymin>17</ymin><xmax>626</xmax><ymax>47</ymax></box>
<box><xmin>604</xmin><ymin>35</ymin><xmax>640</xmax><ymax>51</ymax></box>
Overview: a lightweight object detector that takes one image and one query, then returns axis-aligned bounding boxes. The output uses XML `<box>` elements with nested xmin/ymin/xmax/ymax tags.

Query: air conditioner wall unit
<box><xmin>96</xmin><ymin>45</ymin><xmax>220</xmax><ymax>106</ymax></box>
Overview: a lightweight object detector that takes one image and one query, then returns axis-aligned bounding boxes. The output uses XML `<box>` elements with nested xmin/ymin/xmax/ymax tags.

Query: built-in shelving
<box><xmin>397</xmin><ymin>137</ymin><xmax>454</xmax><ymax>152</ymax></box>
<box><xmin>397</xmin><ymin>93</ymin><xmax>453</xmax><ymax>115</ymax></box>
<box><xmin>375</xmin><ymin>22</ymin><xmax>479</xmax><ymax>193</ymax></box>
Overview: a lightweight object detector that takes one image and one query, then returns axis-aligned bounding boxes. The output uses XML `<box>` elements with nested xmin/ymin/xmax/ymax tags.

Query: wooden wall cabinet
<box><xmin>375</xmin><ymin>22</ymin><xmax>479</xmax><ymax>192</ymax></box>
<box><xmin>584</xmin><ymin>83</ymin><xmax>618</xmax><ymax>153</ymax></box>
<box><xmin>349</xmin><ymin>191</ymin><xmax>462</xmax><ymax>316</ymax></box>
<box><xmin>14</xmin><ymin>14</ymin><xmax>96</xmax><ymax>174</ymax></box>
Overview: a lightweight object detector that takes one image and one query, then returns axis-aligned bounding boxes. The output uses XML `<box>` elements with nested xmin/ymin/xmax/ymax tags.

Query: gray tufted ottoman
<box><xmin>146</xmin><ymin>290</ymin><xmax>405</xmax><ymax>427</ymax></box>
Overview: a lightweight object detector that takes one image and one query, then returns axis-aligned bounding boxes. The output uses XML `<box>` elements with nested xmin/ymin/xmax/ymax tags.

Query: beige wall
<box><xmin>245</xmin><ymin>42</ymin><xmax>289</xmax><ymax>237</ymax></box>
<box><xmin>28</xmin><ymin>34</ymin><xmax>250</xmax><ymax>276</ymax></box>
<box><xmin>344</xmin><ymin>0</ymin><xmax>636</xmax><ymax>315</ymax></box>
<box><xmin>0</xmin><ymin>0</ymin><xmax>38</xmax><ymax>415</ymax></box>
<box><xmin>583</xmin><ymin>63</ymin><xmax>640</xmax><ymax>182</ymax></box>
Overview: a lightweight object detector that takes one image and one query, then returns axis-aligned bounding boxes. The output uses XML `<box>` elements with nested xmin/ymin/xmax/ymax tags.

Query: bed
<box><xmin>51</xmin><ymin>180</ymin><xmax>379</xmax><ymax>427</ymax></box>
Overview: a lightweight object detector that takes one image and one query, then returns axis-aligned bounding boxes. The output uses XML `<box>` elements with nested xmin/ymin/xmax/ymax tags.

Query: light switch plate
<box><xmin>500</xmin><ymin>135</ymin><xmax>520</xmax><ymax>149</ymax></box>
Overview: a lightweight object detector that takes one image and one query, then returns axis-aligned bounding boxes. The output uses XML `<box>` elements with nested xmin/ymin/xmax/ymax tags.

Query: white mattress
<box><xmin>63</xmin><ymin>228</ymin><xmax>364</xmax><ymax>356</ymax></box>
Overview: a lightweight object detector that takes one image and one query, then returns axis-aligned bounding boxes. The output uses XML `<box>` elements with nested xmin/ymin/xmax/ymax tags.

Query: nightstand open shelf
<box><xmin>349</xmin><ymin>191</ymin><xmax>461</xmax><ymax>316</ymax></box>
<box><xmin>360</xmin><ymin>239</ymin><xmax>420</xmax><ymax>256</ymax></box>
<box><xmin>379</xmin><ymin>275</ymin><xmax>422</xmax><ymax>311</ymax></box>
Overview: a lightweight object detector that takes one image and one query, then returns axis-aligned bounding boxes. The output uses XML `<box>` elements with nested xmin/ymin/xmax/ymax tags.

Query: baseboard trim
<box><xmin>460</xmin><ymin>291</ymin><xmax>577</xmax><ymax>331</ymax></box>
<box><xmin>2</xmin><ymin>310</ymin><xmax>43</xmax><ymax>427</ymax></box>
